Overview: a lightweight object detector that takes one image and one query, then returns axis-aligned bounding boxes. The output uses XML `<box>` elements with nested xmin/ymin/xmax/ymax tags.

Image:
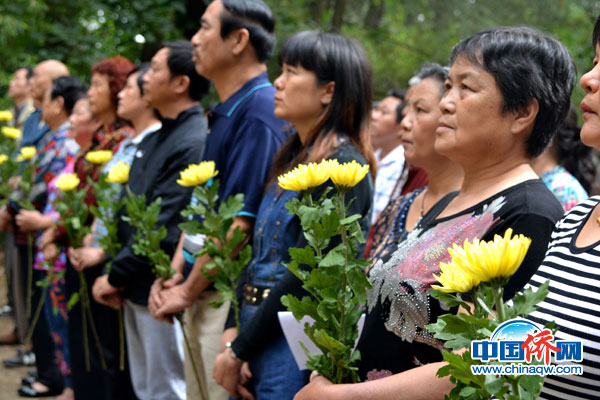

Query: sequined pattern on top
<box><xmin>366</xmin><ymin>196</ymin><xmax>506</xmax><ymax>347</ymax></box>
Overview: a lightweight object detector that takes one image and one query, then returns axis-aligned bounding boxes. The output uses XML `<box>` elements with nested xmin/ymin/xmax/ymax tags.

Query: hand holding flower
<box><xmin>0</xmin><ymin>209</ymin><xmax>13</xmax><ymax>232</ymax></box>
<box><xmin>15</xmin><ymin>209</ymin><xmax>53</xmax><ymax>232</ymax></box>
<box><xmin>153</xmin><ymin>283</ymin><xmax>194</xmax><ymax>324</ymax></box>
<box><xmin>92</xmin><ymin>274</ymin><xmax>123</xmax><ymax>310</ymax></box>
<box><xmin>68</xmin><ymin>246</ymin><xmax>106</xmax><ymax>272</ymax></box>
<box><xmin>213</xmin><ymin>349</ymin><xmax>250</xmax><ymax>400</ymax></box>
<box><xmin>293</xmin><ymin>374</ymin><xmax>335</xmax><ymax>400</ymax></box>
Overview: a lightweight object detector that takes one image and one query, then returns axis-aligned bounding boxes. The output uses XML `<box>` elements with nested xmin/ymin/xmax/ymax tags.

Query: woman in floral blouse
<box><xmin>42</xmin><ymin>56</ymin><xmax>137</xmax><ymax>400</ymax></box>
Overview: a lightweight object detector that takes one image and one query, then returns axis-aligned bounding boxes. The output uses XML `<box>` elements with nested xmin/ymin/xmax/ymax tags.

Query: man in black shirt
<box><xmin>92</xmin><ymin>41</ymin><xmax>210</xmax><ymax>400</ymax></box>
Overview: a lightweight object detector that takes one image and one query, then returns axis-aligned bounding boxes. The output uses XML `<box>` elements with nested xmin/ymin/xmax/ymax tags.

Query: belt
<box><xmin>243</xmin><ymin>284</ymin><xmax>271</xmax><ymax>306</ymax></box>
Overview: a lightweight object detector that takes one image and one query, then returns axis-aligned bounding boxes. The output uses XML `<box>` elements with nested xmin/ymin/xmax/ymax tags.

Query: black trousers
<box><xmin>65</xmin><ymin>261</ymin><xmax>137</xmax><ymax>400</ymax></box>
<box><xmin>17</xmin><ymin>243</ymin><xmax>64</xmax><ymax>390</ymax></box>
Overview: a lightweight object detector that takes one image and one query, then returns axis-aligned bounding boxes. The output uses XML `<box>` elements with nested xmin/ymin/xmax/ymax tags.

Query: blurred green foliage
<box><xmin>1</xmin><ymin>0</ymin><xmax>599</xmax><ymax>113</ymax></box>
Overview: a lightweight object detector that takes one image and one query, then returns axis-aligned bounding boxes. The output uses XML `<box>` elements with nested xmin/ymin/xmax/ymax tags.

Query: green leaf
<box><xmin>297</xmin><ymin>205</ymin><xmax>322</xmax><ymax>231</ymax></box>
<box><xmin>289</xmin><ymin>246</ymin><xmax>317</xmax><ymax>267</ymax></box>
<box><xmin>67</xmin><ymin>293</ymin><xmax>80</xmax><ymax>310</ymax></box>
<box><xmin>346</xmin><ymin>266</ymin><xmax>370</xmax><ymax>304</ymax></box>
<box><xmin>281</xmin><ymin>295</ymin><xmax>318</xmax><ymax>321</ymax></box>
<box><xmin>484</xmin><ymin>374</ymin><xmax>503</xmax><ymax>395</ymax></box>
<box><xmin>430</xmin><ymin>289</ymin><xmax>470</xmax><ymax>309</ymax></box>
<box><xmin>319</xmin><ymin>249</ymin><xmax>345</xmax><ymax>267</ymax></box>
<box><xmin>519</xmin><ymin>374</ymin><xmax>545</xmax><ymax>397</ymax></box>
<box><xmin>440</xmin><ymin>350</ymin><xmax>476</xmax><ymax>384</ymax></box>
<box><xmin>339</xmin><ymin>213</ymin><xmax>361</xmax><ymax>225</ymax></box>
<box><xmin>313</xmin><ymin>328</ymin><xmax>347</xmax><ymax>354</ymax></box>
<box><xmin>506</xmin><ymin>280</ymin><xmax>549</xmax><ymax>319</ymax></box>
<box><xmin>178</xmin><ymin>220</ymin><xmax>203</xmax><ymax>235</ymax></box>
<box><xmin>458</xmin><ymin>387</ymin><xmax>480</xmax><ymax>400</ymax></box>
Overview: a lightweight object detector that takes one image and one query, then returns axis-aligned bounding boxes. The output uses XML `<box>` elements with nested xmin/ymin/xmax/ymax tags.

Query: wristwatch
<box><xmin>225</xmin><ymin>341</ymin><xmax>241</xmax><ymax>361</ymax></box>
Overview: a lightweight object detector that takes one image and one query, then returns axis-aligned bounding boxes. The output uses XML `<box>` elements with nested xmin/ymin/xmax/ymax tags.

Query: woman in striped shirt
<box><xmin>525</xmin><ymin>14</ymin><xmax>600</xmax><ymax>400</ymax></box>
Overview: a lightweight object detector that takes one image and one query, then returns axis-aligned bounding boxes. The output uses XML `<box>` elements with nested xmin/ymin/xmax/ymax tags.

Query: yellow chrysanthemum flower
<box><xmin>106</xmin><ymin>161</ymin><xmax>130</xmax><ymax>184</ymax></box>
<box><xmin>176</xmin><ymin>161</ymin><xmax>219</xmax><ymax>187</ymax></box>
<box><xmin>1</xmin><ymin>126</ymin><xmax>22</xmax><ymax>140</ymax></box>
<box><xmin>432</xmin><ymin>228</ymin><xmax>531</xmax><ymax>293</ymax></box>
<box><xmin>432</xmin><ymin>260</ymin><xmax>480</xmax><ymax>293</ymax></box>
<box><xmin>460</xmin><ymin>228</ymin><xmax>531</xmax><ymax>283</ymax></box>
<box><xmin>55</xmin><ymin>173</ymin><xmax>80</xmax><ymax>192</ymax></box>
<box><xmin>0</xmin><ymin>154</ymin><xmax>8</xmax><ymax>165</ymax></box>
<box><xmin>327</xmin><ymin>159</ymin><xmax>369</xmax><ymax>190</ymax></box>
<box><xmin>277</xmin><ymin>161</ymin><xmax>330</xmax><ymax>192</ymax></box>
<box><xmin>15</xmin><ymin>146</ymin><xmax>36</xmax><ymax>162</ymax></box>
<box><xmin>0</xmin><ymin>110</ymin><xmax>13</xmax><ymax>122</ymax></box>
<box><xmin>85</xmin><ymin>150</ymin><xmax>114</xmax><ymax>164</ymax></box>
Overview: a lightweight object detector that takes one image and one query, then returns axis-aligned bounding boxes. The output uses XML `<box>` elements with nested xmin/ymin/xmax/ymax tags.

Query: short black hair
<box><xmin>220</xmin><ymin>0</ymin><xmax>276</xmax><ymax>63</ymax></box>
<box><xmin>450</xmin><ymin>26</ymin><xmax>576</xmax><ymax>157</ymax></box>
<box><xmin>161</xmin><ymin>40</ymin><xmax>210</xmax><ymax>101</ymax></box>
<box><xmin>127</xmin><ymin>62</ymin><xmax>151</xmax><ymax>96</ymax></box>
<box><xmin>386</xmin><ymin>88</ymin><xmax>407</xmax><ymax>123</ymax></box>
<box><xmin>50</xmin><ymin>76</ymin><xmax>89</xmax><ymax>115</ymax></box>
<box><xmin>16</xmin><ymin>66</ymin><xmax>33</xmax><ymax>80</ymax></box>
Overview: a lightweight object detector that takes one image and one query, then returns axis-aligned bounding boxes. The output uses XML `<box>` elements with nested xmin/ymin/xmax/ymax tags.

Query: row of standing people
<box><xmin>3</xmin><ymin>1</ymin><xmax>600</xmax><ymax>399</ymax></box>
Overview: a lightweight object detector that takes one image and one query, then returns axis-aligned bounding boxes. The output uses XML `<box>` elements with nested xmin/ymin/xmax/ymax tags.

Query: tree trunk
<box><xmin>364</xmin><ymin>0</ymin><xmax>385</xmax><ymax>29</ymax></box>
<box><xmin>331</xmin><ymin>0</ymin><xmax>346</xmax><ymax>33</ymax></box>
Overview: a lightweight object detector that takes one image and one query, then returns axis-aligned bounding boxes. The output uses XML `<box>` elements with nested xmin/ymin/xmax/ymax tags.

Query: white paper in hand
<box><xmin>277</xmin><ymin>311</ymin><xmax>366</xmax><ymax>370</ymax></box>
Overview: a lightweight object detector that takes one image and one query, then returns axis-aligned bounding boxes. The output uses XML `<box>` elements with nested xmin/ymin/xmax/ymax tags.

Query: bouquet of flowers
<box><xmin>15</xmin><ymin>146</ymin><xmax>37</xmax><ymax>210</ymax></box>
<box><xmin>277</xmin><ymin>159</ymin><xmax>371</xmax><ymax>384</ymax></box>
<box><xmin>426</xmin><ymin>228</ymin><xmax>550</xmax><ymax>399</ymax></box>
<box><xmin>0</xmin><ymin>122</ymin><xmax>20</xmax><ymax>208</ymax></box>
<box><xmin>54</xmin><ymin>172</ymin><xmax>106</xmax><ymax>371</ymax></box>
<box><xmin>15</xmin><ymin>146</ymin><xmax>37</xmax><ymax>318</ymax></box>
<box><xmin>177</xmin><ymin>161</ymin><xmax>252</xmax><ymax>332</ymax></box>
<box><xmin>90</xmin><ymin>160</ymin><xmax>130</xmax><ymax>370</ymax></box>
<box><xmin>123</xmin><ymin>183</ymin><xmax>206</xmax><ymax>400</ymax></box>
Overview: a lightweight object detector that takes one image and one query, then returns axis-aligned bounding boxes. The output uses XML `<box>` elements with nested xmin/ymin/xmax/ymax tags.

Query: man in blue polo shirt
<box><xmin>148</xmin><ymin>1</ymin><xmax>287</xmax><ymax>399</ymax></box>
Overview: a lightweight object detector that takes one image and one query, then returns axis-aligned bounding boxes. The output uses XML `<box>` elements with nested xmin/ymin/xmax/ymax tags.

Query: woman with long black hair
<box><xmin>212</xmin><ymin>30</ymin><xmax>375</xmax><ymax>400</ymax></box>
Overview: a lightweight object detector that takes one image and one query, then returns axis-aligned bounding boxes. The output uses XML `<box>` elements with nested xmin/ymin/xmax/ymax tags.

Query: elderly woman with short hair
<box><xmin>295</xmin><ymin>26</ymin><xmax>574</xmax><ymax>400</ymax></box>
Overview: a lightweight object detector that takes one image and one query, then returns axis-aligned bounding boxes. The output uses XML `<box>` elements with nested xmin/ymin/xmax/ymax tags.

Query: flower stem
<box><xmin>79</xmin><ymin>271</ymin><xmax>107</xmax><ymax>370</ymax></box>
<box><xmin>26</xmin><ymin>233</ymin><xmax>33</xmax><ymax>318</ymax></box>
<box><xmin>118</xmin><ymin>308</ymin><xmax>124</xmax><ymax>371</ymax></box>
<box><xmin>511</xmin><ymin>377</ymin><xmax>522</xmax><ymax>397</ymax></box>
<box><xmin>492</xmin><ymin>284</ymin><xmax>507</xmax><ymax>323</ymax></box>
<box><xmin>176</xmin><ymin>313</ymin><xmax>206</xmax><ymax>400</ymax></box>
<box><xmin>232</xmin><ymin>285</ymin><xmax>241</xmax><ymax>334</ymax></box>
<box><xmin>305</xmin><ymin>191</ymin><xmax>323</xmax><ymax>259</ymax></box>
<box><xmin>81</xmin><ymin>287</ymin><xmax>91</xmax><ymax>372</ymax></box>
<box><xmin>336</xmin><ymin>190</ymin><xmax>348</xmax><ymax>384</ymax></box>
<box><xmin>24</xmin><ymin>284</ymin><xmax>47</xmax><ymax>344</ymax></box>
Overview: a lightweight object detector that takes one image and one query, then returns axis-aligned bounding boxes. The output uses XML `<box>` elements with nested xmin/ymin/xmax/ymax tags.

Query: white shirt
<box><xmin>372</xmin><ymin>145</ymin><xmax>406</xmax><ymax>224</ymax></box>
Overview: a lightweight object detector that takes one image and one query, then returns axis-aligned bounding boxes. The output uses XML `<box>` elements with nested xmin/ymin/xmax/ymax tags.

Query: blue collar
<box><xmin>211</xmin><ymin>73</ymin><xmax>272</xmax><ymax>118</ymax></box>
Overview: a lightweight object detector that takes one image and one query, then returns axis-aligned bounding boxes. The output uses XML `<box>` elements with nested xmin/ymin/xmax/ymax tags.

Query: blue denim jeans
<box><xmin>232</xmin><ymin>302</ymin><xmax>310</xmax><ymax>400</ymax></box>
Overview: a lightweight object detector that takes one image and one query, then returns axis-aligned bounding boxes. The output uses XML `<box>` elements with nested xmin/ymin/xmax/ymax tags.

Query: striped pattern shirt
<box><xmin>525</xmin><ymin>196</ymin><xmax>600</xmax><ymax>399</ymax></box>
